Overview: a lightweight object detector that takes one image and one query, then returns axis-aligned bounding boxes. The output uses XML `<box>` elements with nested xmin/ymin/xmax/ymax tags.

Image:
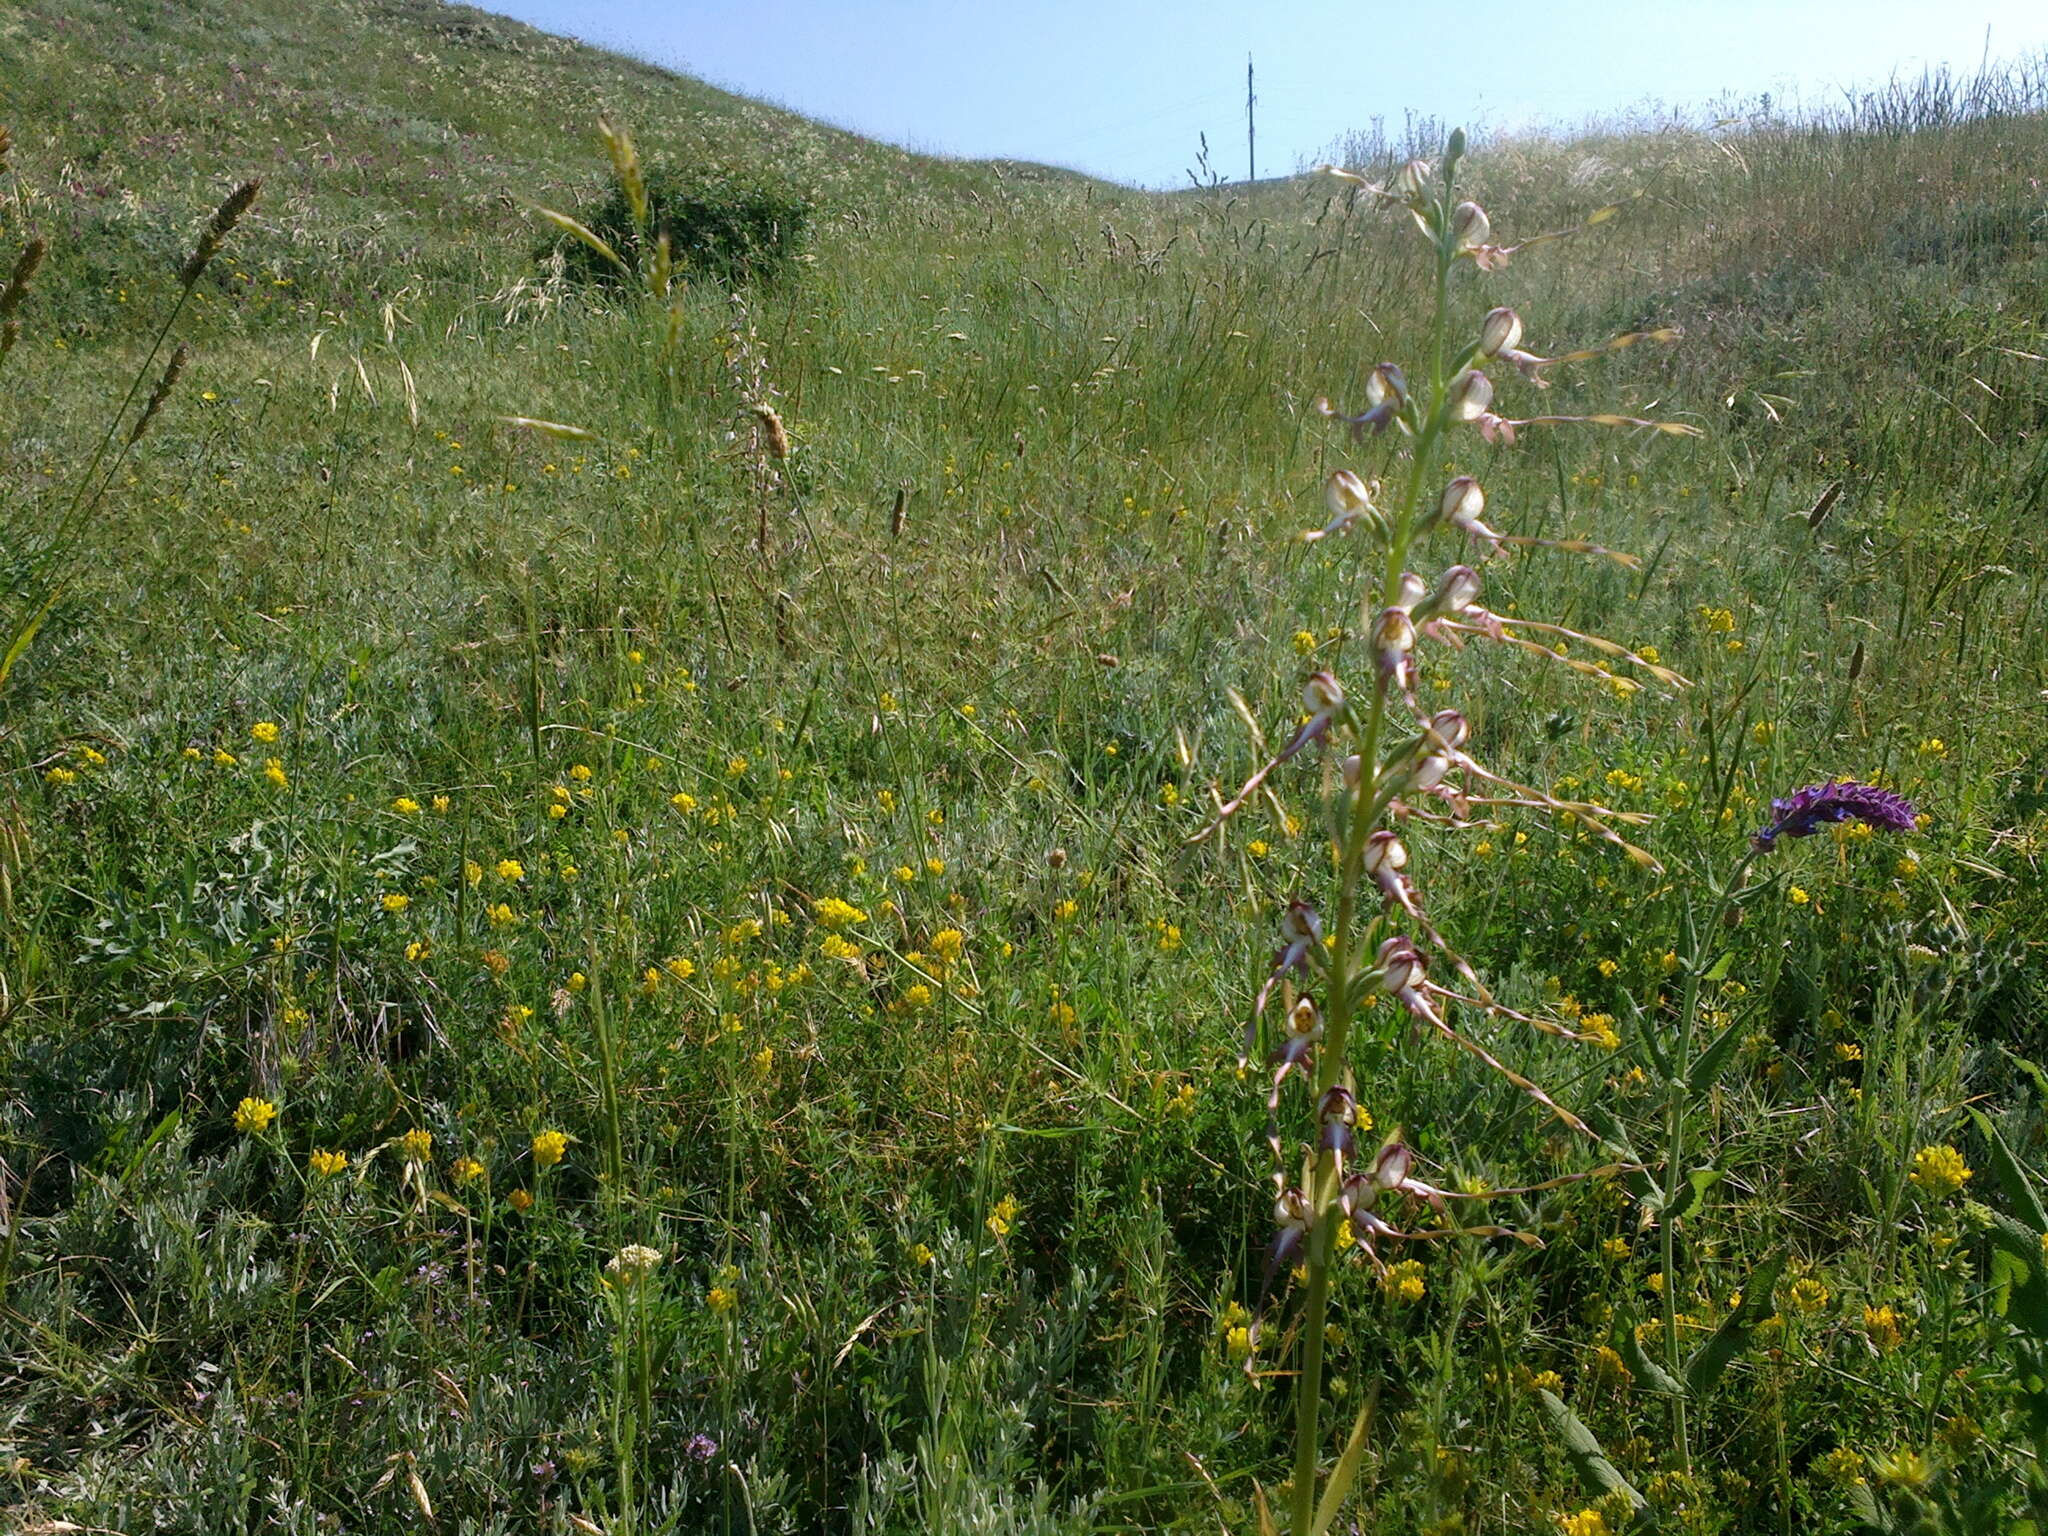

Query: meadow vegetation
<box><xmin>5</xmin><ymin>2</ymin><xmax>2048</xmax><ymax>1531</ymax></box>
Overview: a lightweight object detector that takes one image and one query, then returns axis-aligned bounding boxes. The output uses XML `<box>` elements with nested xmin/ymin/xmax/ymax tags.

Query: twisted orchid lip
<box><xmin>1752</xmin><ymin>781</ymin><xmax>1918</xmax><ymax>851</ymax></box>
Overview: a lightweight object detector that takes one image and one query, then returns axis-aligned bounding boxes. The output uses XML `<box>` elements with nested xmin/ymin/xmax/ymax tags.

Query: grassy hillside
<box><xmin>5</xmin><ymin>4</ymin><xmax>2048</xmax><ymax>1532</ymax></box>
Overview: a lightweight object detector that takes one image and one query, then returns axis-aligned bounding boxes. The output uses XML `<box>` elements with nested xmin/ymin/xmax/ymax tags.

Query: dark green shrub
<box><xmin>554</xmin><ymin>171</ymin><xmax>811</xmax><ymax>291</ymax></box>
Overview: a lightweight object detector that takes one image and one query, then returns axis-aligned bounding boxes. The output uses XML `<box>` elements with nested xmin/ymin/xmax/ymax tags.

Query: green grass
<box><xmin>4</xmin><ymin>3</ymin><xmax>2048</xmax><ymax>1531</ymax></box>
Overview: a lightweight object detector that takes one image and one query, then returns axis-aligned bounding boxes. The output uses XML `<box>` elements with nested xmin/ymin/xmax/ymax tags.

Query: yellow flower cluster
<box><xmin>1862</xmin><ymin>1304</ymin><xmax>1903</xmax><ymax>1352</ymax></box>
<box><xmin>233</xmin><ymin>1096</ymin><xmax>278</xmax><ymax>1134</ymax></box>
<box><xmin>812</xmin><ymin>896</ymin><xmax>868</xmax><ymax>929</ymax></box>
<box><xmin>1786</xmin><ymin>1277</ymin><xmax>1831</xmax><ymax>1315</ymax></box>
<box><xmin>986</xmin><ymin>1193</ymin><xmax>1021</xmax><ymax>1238</ymax></box>
<box><xmin>1382</xmin><ymin>1259</ymin><xmax>1426</xmax><ymax>1303</ymax></box>
<box><xmin>1908</xmin><ymin>1143</ymin><xmax>1971</xmax><ymax>1198</ymax></box>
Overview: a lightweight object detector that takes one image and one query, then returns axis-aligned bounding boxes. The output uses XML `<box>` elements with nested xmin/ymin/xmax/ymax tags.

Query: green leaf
<box><xmin>1309</xmin><ymin>1401</ymin><xmax>1374</xmax><ymax>1536</ymax></box>
<box><xmin>1702</xmin><ymin>951</ymin><xmax>1735</xmax><ymax>983</ymax></box>
<box><xmin>1973</xmin><ymin>1110</ymin><xmax>2048</xmax><ymax>1233</ymax></box>
<box><xmin>1846</xmin><ymin>1478</ymin><xmax>1889</xmax><ymax>1535</ymax></box>
<box><xmin>1617</xmin><ymin>1327</ymin><xmax>1687</xmax><ymax>1396</ymax></box>
<box><xmin>1535</xmin><ymin>1388</ymin><xmax>1647</xmax><ymax>1512</ymax></box>
<box><xmin>1656</xmin><ymin>1166</ymin><xmax>1723</xmax><ymax>1225</ymax></box>
<box><xmin>1997</xmin><ymin>1047</ymin><xmax>2048</xmax><ymax>1105</ymax></box>
<box><xmin>0</xmin><ymin>579</ymin><xmax>66</xmax><ymax>696</ymax></box>
<box><xmin>1685</xmin><ymin>1250</ymin><xmax>1784</xmax><ymax>1398</ymax></box>
<box><xmin>1580</xmin><ymin>1105</ymin><xmax>1642</xmax><ymax>1174</ymax></box>
<box><xmin>1980</xmin><ymin>1205</ymin><xmax>2048</xmax><ymax>1341</ymax></box>
<box><xmin>1636</xmin><ymin>1013</ymin><xmax>1673</xmax><ymax>1080</ymax></box>
<box><xmin>1687</xmin><ymin>1012</ymin><xmax>1747</xmax><ymax>1096</ymax></box>
<box><xmin>120</xmin><ymin>1110</ymin><xmax>182</xmax><ymax>1186</ymax></box>
<box><xmin>522</xmin><ymin>201</ymin><xmax>629</xmax><ymax>274</ymax></box>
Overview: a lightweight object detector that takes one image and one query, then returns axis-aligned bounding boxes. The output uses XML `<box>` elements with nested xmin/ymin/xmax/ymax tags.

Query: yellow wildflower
<box><xmin>813</xmin><ymin>896</ymin><xmax>868</xmax><ymax>929</ymax></box>
<box><xmin>1908</xmin><ymin>1144</ymin><xmax>1971</xmax><ymax>1199</ymax></box>
<box><xmin>986</xmin><ymin>1193</ymin><xmax>1021</xmax><ymax>1238</ymax></box>
<box><xmin>1787</xmin><ymin>1277</ymin><xmax>1831</xmax><ymax>1315</ymax></box>
<box><xmin>233</xmin><ymin>1096</ymin><xmax>279</xmax><ymax>1134</ymax></box>
<box><xmin>1383</xmin><ymin>1259</ymin><xmax>1425</xmax><ymax>1303</ymax></box>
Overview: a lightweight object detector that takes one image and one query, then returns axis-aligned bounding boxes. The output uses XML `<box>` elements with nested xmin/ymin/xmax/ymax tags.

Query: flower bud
<box><xmin>1364</xmin><ymin>362</ymin><xmax>1408</xmax><ymax>407</ymax></box>
<box><xmin>1281</xmin><ymin>900</ymin><xmax>1323</xmax><ymax>948</ymax></box>
<box><xmin>1450</xmin><ymin>200</ymin><xmax>1491</xmax><ymax>250</ymax></box>
<box><xmin>1478</xmin><ymin>306</ymin><xmax>1523</xmax><ymax>357</ymax></box>
<box><xmin>1370</xmin><ymin>1140</ymin><xmax>1413</xmax><ymax>1192</ymax></box>
<box><xmin>1410</xmin><ymin>753</ymin><xmax>1451</xmax><ymax>792</ymax></box>
<box><xmin>1439</xmin><ymin>476</ymin><xmax>1486</xmax><ymax>528</ymax></box>
<box><xmin>1392</xmin><ymin>571</ymin><xmax>1427</xmax><ymax>613</ymax></box>
<box><xmin>1324</xmin><ymin>469</ymin><xmax>1374</xmax><ymax>518</ymax></box>
<box><xmin>1396</xmin><ymin>159</ymin><xmax>1431</xmax><ymax>201</ymax></box>
<box><xmin>1446</xmin><ymin>370</ymin><xmax>1494</xmax><ymax>423</ymax></box>
<box><xmin>1303</xmin><ymin>671</ymin><xmax>1346</xmax><ymax>715</ymax></box>
<box><xmin>1375</xmin><ymin>936</ymin><xmax>1423</xmax><ymax>993</ymax></box>
<box><xmin>1341</xmin><ymin>754</ymin><xmax>1363</xmax><ymax>791</ymax></box>
<box><xmin>1426</xmin><ymin>710</ymin><xmax>1470</xmax><ymax>751</ymax></box>
<box><xmin>1372</xmin><ymin>607</ymin><xmax>1416</xmax><ymax>655</ymax></box>
<box><xmin>1286</xmin><ymin>996</ymin><xmax>1324</xmax><ymax>1040</ymax></box>
<box><xmin>1434</xmin><ymin>564</ymin><xmax>1482</xmax><ymax>613</ymax></box>
<box><xmin>1362</xmin><ymin>829</ymin><xmax>1407</xmax><ymax>877</ymax></box>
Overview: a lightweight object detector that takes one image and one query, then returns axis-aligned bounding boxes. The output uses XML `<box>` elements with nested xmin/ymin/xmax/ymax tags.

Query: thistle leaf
<box><xmin>1684</xmin><ymin>1250</ymin><xmax>1784</xmax><ymax>1397</ymax></box>
<box><xmin>1687</xmin><ymin>1012</ymin><xmax>1747</xmax><ymax>1095</ymax></box>
<box><xmin>1617</xmin><ymin>1328</ymin><xmax>1687</xmax><ymax>1396</ymax></box>
<box><xmin>1536</xmin><ymin>1388</ymin><xmax>1647</xmax><ymax>1511</ymax></box>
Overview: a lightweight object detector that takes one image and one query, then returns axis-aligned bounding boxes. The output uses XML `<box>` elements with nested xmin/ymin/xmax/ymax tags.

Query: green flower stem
<box><xmin>1289</xmin><ymin>173</ymin><xmax>1462</xmax><ymax>1536</ymax></box>
<box><xmin>1662</xmin><ymin>847</ymin><xmax>1760</xmax><ymax>1472</ymax></box>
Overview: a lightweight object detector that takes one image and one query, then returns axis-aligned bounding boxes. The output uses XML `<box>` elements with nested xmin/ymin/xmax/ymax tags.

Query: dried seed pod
<box><xmin>751</xmin><ymin>401</ymin><xmax>790</xmax><ymax>460</ymax></box>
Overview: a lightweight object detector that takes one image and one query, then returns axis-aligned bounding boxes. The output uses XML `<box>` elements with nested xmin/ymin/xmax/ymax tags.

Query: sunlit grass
<box><xmin>3</xmin><ymin>3</ymin><xmax>2048</xmax><ymax>1531</ymax></box>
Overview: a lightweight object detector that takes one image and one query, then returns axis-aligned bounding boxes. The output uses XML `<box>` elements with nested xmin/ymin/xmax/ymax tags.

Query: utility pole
<box><xmin>1246</xmin><ymin>53</ymin><xmax>1256</xmax><ymax>184</ymax></box>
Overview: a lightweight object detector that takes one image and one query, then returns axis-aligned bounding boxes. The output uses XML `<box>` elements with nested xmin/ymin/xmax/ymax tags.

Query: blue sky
<box><xmin>482</xmin><ymin>1</ymin><xmax>2048</xmax><ymax>187</ymax></box>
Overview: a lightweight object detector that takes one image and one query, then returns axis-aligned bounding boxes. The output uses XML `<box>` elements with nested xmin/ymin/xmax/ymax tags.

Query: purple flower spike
<box><xmin>1752</xmin><ymin>781</ymin><xmax>1918</xmax><ymax>851</ymax></box>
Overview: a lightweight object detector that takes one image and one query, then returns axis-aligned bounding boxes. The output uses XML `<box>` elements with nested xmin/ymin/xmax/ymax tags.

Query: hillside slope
<box><xmin>6</xmin><ymin>11</ymin><xmax>2048</xmax><ymax>1532</ymax></box>
<box><xmin>0</xmin><ymin>0</ymin><xmax>1103</xmax><ymax>333</ymax></box>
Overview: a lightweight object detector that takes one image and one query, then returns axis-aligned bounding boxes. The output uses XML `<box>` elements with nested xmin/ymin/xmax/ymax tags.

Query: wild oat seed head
<box><xmin>179</xmin><ymin>178</ymin><xmax>262</xmax><ymax>288</ymax></box>
<box><xmin>0</xmin><ymin>237</ymin><xmax>46</xmax><ymax>321</ymax></box>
